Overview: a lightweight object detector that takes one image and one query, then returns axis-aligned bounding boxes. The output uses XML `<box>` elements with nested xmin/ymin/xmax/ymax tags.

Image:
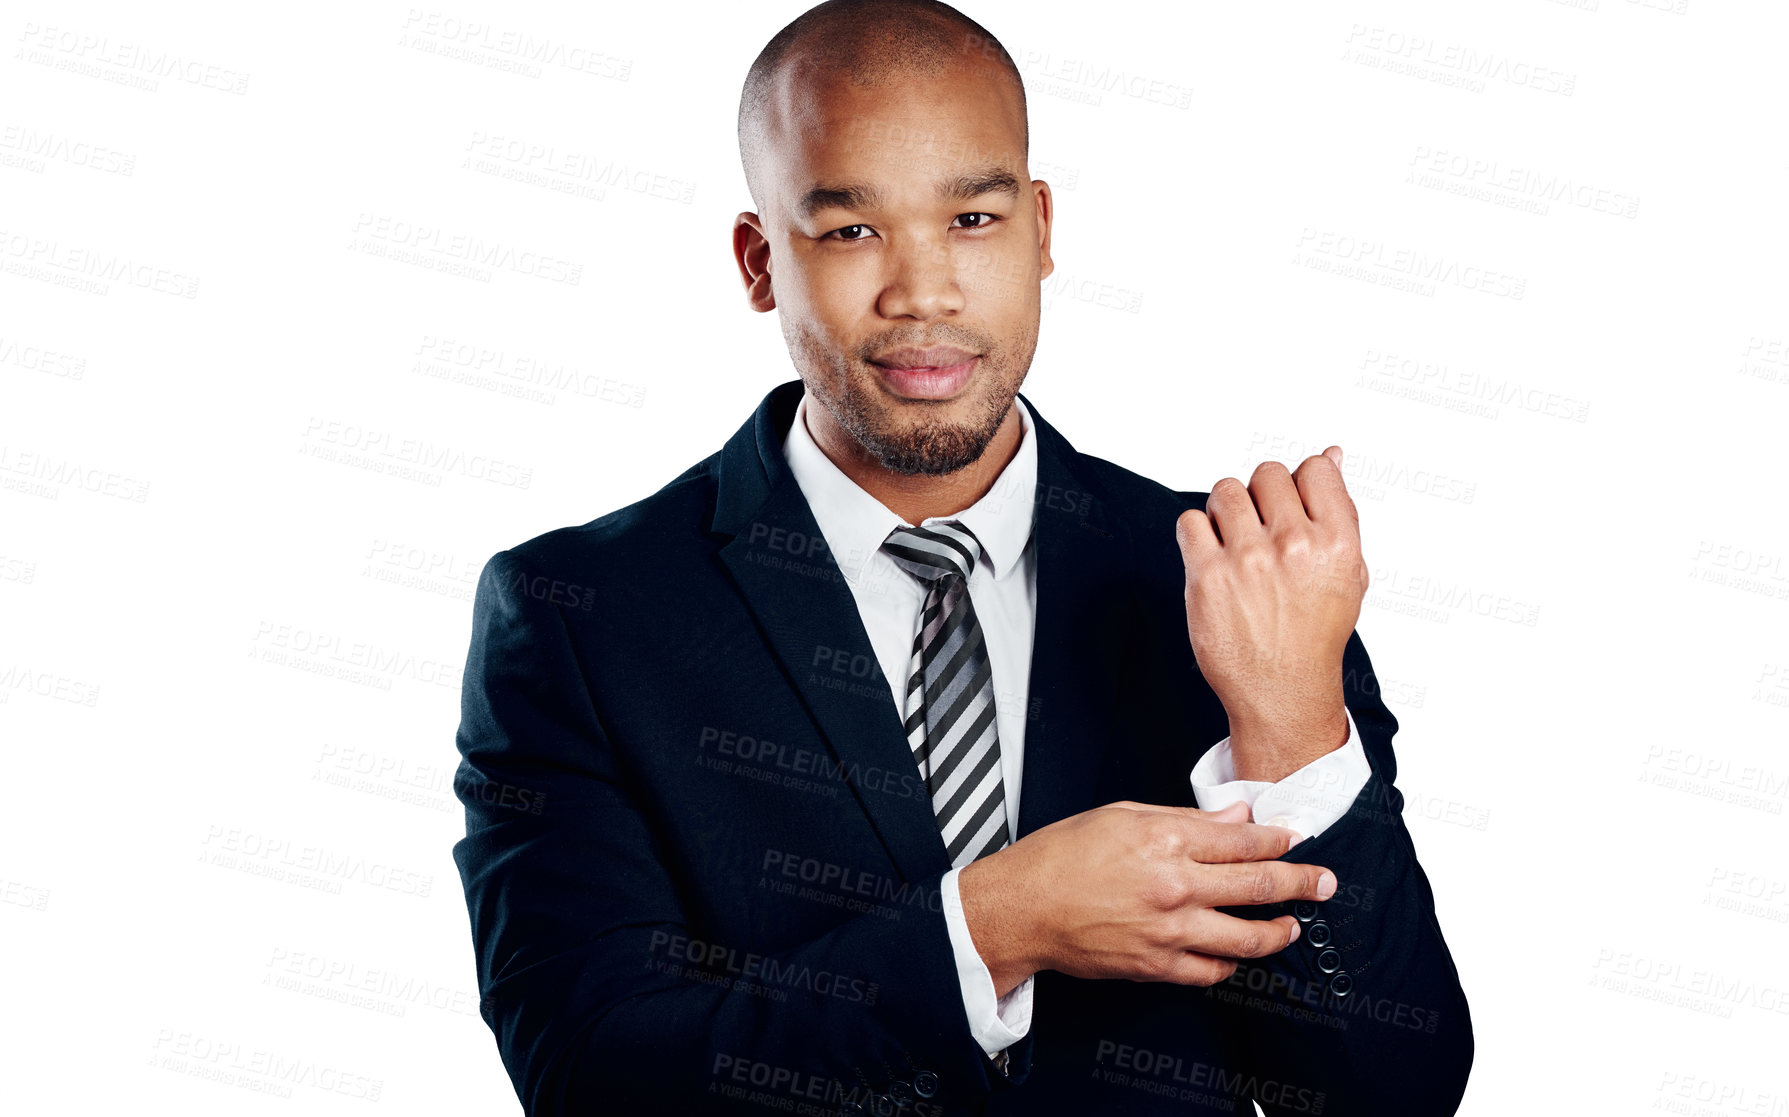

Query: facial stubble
<box><xmin>785</xmin><ymin>317</ymin><xmax>1036</xmax><ymax>476</ymax></box>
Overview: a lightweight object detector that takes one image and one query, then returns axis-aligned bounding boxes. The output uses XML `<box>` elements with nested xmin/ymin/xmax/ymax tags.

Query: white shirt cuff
<box><xmin>939</xmin><ymin>866</ymin><xmax>1034</xmax><ymax>1057</ymax></box>
<box><xmin>1188</xmin><ymin>706</ymin><xmax>1371</xmax><ymax>839</ymax></box>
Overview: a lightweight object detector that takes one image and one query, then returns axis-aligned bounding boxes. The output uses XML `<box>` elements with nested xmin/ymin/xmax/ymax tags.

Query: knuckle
<box><xmin>1141</xmin><ymin>816</ymin><xmax>1184</xmax><ymax>858</ymax></box>
<box><xmin>1194</xmin><ymin>958</ymin><xmax>1239</xmax><ymax>987</ymax></box>
<box><xmin>1245</xmin><ymin>868</ymin><xmax>1278</xmax><ymax>905</ymax></box>
<box><xmin>1138</xmin><ymin>878</ymin><xmax>1171</xmax><ymax>912</ymax></box>
<box><xmin>1239</xmin><ymin>546</ymin><xmax>1274</xmax><ymax>575</ymax></box>
<box><xmin>1143</xmin><ymin>865</ymin><xmax>1190</xmax><ymax>911</ymax></box>
<box><xmin>1139</xmin><ymin>951</ymin><xmax>1175</xmax><ymax>981</ymax></box>
<box><xmin>1251</xmin><ymin>460</ymin><xmax>1291</xmax><ymax>481</ymax></box>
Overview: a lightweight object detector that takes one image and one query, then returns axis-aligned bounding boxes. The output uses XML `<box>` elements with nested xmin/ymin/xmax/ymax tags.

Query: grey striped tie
<box><xmin>882</xmin><ymin>521</ymin><xmax>1010</xmax><ymax>869</ymax></box>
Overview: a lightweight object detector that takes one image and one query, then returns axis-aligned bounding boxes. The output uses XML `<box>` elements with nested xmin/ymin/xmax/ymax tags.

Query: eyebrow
<box><xmin>797</xmin><ymin>165</ymin><xmax>1023</xmax><ymax>220</ymax></box>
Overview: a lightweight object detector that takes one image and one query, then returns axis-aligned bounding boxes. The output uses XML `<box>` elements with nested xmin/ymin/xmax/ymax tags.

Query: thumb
<box><xmin>1323</xmin><ymin>445</ymin><xmax>1344</xmax><ymax>471</ymax></box>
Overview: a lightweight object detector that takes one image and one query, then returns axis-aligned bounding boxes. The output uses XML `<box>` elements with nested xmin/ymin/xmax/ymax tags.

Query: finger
<box><xmin>1246</xmin><ymin>460</ymin><xmax>1307</xmax><ymax>532</ymax></box>
<box><xmin>1174</xmin><ymin>508</ymin><xmax>1219</xmax><ymax>567</ymax></box>
<box><xmin>1121</xmin><ymin>799</ymin><xmax>1249</xmax><ymax>819</ymax></box>
<box><xmin>1293</xmin><ymin>449</ymin><xmax>1357</xmax><ymax>530</ymax></box>
<box><xmin>1177</xmin><ymin>910</ymin><xmax>1305</xmax><ymax>962</ymax></box>
<box><xmin>1179</xmin><ymin>818</ymin><xmax>1304</xmax><ymax>864</ymax></box>
<box><xmin>1153</xmin><ymin>950</ymin><xmax>1240</xmax><ymax>987</ymax></box>
<box><xmin>1190</xmin><ymin>860</ymin><xmax>1337</xmax><ymax>908</ymax></box>
<box><xmin>1203</xmin><ymin>476</ymin><xmax>1264</xmax><ymax>546</ymax></box>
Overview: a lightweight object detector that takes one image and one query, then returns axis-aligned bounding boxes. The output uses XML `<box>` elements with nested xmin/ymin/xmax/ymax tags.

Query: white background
<box><xmin>3</xmin><ymin>1</ymin><xmax>1787</xmax><ymax>1113</ymax></box>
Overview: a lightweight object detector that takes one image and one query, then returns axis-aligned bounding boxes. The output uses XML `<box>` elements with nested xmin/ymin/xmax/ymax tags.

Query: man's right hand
<box><xmin>957</xmin><ymin>799</ymin><xmax>1335</xmax><ymax>998</ymax></box>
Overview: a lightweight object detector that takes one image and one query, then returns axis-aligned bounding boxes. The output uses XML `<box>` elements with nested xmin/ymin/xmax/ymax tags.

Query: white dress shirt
<box><xmin>780</xmin><ymin>389</ymin><xmax>1372</xmax><ymax>1061</ymax></box>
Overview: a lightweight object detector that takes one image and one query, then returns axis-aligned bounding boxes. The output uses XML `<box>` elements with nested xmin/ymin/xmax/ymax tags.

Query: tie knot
<box><xmin>882</xmin><ymin>521</ymin><xmax>982</xmax><ymax>584</ymax></box>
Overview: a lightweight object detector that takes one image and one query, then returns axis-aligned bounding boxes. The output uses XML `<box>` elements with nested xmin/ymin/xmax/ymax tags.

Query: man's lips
<box><xmin>868</xmin><ymin>352</ymin><xmax>979</xmax><ymax>400</ymax></box>
<box><xmin>868</xmin><ymin>345</ymin><xmax>979</xmax><ymax>371</ymax></box>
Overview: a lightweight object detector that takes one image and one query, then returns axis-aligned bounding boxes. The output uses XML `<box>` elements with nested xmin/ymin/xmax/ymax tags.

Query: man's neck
<box><xmin>804</xmin><ymin>400</ymin><xmax>1024</xmax><ymax>526</ymax></box>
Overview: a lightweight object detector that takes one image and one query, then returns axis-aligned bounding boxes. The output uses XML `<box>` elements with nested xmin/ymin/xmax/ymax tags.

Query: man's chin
<box><xmin>864</xmin><ymin>420</ymin><xmax>999</xmax><ymax>476</ymax></box>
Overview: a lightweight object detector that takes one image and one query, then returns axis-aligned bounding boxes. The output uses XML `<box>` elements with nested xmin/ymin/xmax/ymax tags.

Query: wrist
<box><xmin>1228</xmin><ymin>700</ymin><xmax>1348</xmax><ymax>783</ymax></box>
<box><xmin>957</xmin><ymin>850</ymin><xmax>1041</xmax><ymax>998</ymax></box>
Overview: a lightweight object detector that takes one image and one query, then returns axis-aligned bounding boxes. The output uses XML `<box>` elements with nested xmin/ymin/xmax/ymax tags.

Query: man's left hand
<box><xmin>1175</xmin><ymin>446</ymin><xmax>1368</xmax><ymax>783</ymax></box>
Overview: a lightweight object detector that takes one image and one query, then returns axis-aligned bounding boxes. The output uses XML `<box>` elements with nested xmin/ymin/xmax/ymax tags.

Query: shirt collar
<box><xmin>781</xmin><ymin>388</ymin><xmax>1038</xmax><ymax>585</ymax></box>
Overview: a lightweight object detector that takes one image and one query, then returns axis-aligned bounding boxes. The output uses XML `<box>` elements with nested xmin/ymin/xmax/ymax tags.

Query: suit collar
<box><xmin>780</xmin><ymin>389</ymin><xmax>1040</xmax><ymax>586</ymax></box>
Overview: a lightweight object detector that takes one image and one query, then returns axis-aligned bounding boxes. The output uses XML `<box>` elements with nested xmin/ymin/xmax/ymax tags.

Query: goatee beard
<box><xmin>833</xmin><ymin>383</ymin><xmax>1012</xmax><ymax>476</ymax></box>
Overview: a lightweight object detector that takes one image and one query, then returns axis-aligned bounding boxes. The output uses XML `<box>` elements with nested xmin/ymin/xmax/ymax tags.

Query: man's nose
<box><xmin>877</xmin><ymin>237</ymin><xmax>966</xmax><ymax>319</ymax></box>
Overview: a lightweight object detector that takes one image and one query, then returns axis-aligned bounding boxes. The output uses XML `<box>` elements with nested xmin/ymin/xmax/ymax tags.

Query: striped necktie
<box><xmin>881</xmin><ymin>521</ymin><xmax>1010</xmax><ymax>869</ymax></box>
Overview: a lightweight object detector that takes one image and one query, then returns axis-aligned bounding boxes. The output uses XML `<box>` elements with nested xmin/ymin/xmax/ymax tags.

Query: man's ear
<box><xmin>732</xmin><ymin>213</ymin><xmax>776</xmax><ymax>313</ymax></box>
<box><xmin>1033</xmin><ymin>180</ymin><xmax>1055</xmax><ymax>282</ymax></box>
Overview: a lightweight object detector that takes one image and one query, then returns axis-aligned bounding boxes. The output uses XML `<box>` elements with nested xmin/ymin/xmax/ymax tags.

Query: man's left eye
<box><xmin>953</xmin><ymin>213</ymin><xmax>999</xmax><ymax>229</ymax></box>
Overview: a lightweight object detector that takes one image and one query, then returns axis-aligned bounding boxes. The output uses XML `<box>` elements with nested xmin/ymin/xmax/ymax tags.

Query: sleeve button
<box><xmin>888</xmin><ymin>1080</ymin><xmax>916</xmax><ymax>1106</ymax></box>
<box><xmin>1316</xmin><ymin>948</ymin><xmax>1342</xmax><ymax>974</ymax></box>
<box><xmin>1292</xmin><ymin>900</ymin><xmax>1318</xmax><ymax>922</ymax></box>
<box><xmin>1327</xmin><ymin>971</ymin><xmax>1353</xmax><ymax>998</ymax></box>
<box><xmin>1306</xmin><ymin>921</ymin><xmax>1333</xmax><ymax>948</ymax></box>
<box><xmin>913</xmin><ymin>1069</ymin><xmax>940</xmax><ymax>1098</ymax></box>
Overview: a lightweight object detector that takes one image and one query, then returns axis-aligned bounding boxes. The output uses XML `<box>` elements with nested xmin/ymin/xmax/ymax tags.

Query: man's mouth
<box><xmin>869</xmin><ymin>346</ymin><xmax>980</xmax><ymax>400</ymax></box>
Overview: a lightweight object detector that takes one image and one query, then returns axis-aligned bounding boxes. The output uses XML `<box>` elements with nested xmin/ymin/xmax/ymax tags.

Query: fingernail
<box><xmin>1317</xmin><ymin>871</ymin><xmax>1337</xmax><ymax>900</ymax></box>
<box><xmin>1287</xmin><ymin>921</ymin><xmax>1300</xmax><ymax>944</ymax></box>
<box><xmin>1286</xmin><ymin>830</ymin><xmax>1305</xmax><ymax>847</ymax></box>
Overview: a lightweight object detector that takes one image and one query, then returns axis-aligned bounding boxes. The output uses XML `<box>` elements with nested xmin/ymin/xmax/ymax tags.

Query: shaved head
<box><xmin>738</xmin><ymin>0</ymin><xmax>1027</xmax><ymax>213</ymax></box>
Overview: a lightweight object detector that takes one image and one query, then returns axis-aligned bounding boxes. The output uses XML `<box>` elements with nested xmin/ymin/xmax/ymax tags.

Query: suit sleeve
<box><xmin>451</xmin><ymin>551</ymin><xmax>1001</xmax><ymax>1115</ymax></box>
<box><xmin>1209</xmin><ymin>629</ymin><xmax>1475</xmax><ymax>1117</ymax></box>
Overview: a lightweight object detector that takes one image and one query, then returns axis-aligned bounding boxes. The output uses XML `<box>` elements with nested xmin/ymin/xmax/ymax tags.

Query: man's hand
<box><xmin>958</xmin><ymin>800</ymin><xmax>1336</xmax><ymax>999</ymax></box>
<box><xmin>1175</xmin><ymin>446</ymin><xmax>1368</xmax><ymax>782</ymax></box>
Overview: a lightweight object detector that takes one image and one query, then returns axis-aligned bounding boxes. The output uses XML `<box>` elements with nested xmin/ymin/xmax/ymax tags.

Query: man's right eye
<box><xmin>826</xmin><ymin>224</ymin><xmax>874</xmax><ymax>242</ymax></box>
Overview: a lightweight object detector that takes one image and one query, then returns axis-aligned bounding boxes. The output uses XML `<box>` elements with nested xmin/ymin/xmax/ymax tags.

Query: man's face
<box><xmin>738</xmin><ymin>51</ymin><xmax>1053</xmax><ymax>476</ymax></box>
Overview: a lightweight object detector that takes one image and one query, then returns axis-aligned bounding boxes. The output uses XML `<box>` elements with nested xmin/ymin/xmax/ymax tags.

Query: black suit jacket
<box><xmin>452</xmin><ymin>379</ymin><xmax>1474</xmax><ymax>1116</ymax></box>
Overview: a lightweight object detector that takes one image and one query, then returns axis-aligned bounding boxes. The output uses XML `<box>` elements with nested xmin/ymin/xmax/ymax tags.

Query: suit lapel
<box><xmin>711</xmin><ymin>380</ymin><xmax>1135</xmax><ymax>881</ymax></box>
<box><xmin>1013</xmin><ymin>405</ymin><xmax>1132</xmax><ymax>839</ymax></box>
<box><xmin>714</xmin><ymin>382</ymin><xmax>950</xmax><ymax>883</ymax></box>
